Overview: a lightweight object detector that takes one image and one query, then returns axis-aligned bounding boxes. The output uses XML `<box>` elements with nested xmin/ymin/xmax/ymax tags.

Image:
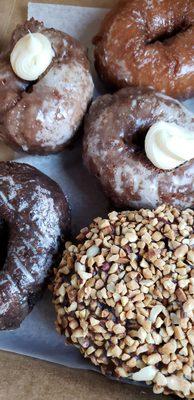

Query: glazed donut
<box><xmin>93</xmin><ymin>0</ymin><xmax>194</xmax><ymax>99</ymax></box>
<box><xmin>54</xmin><ymin>205</ymin><xmax>194</xmax><ymax>398</ymax></box>
<box><xmin>0</xmin><ymin>162</ymin><xmax>70</xmax><ymax>330</ymax></box>
<box><xmin>83</xmin><ymin>87</ymin><xmax>194</xmax><ymax>209</ymax></box>
<box><xmin>0</xmin><ymin>18</ymin><xmax>93</xmax><ymax>154</ymax></box>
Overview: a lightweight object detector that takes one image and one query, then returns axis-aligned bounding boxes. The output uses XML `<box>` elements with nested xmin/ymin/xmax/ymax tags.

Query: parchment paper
<box><xmin>0</xmin><ymin>3</ymin><xmax>193</xmax><ymax>377</ymax></box>
<box><xmin>0</xmin><ymin>3</ymin><xmax>110</xmax><ymax>369</ymax></box>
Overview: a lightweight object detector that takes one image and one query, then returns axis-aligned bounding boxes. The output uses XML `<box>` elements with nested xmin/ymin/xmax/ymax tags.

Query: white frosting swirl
<box><xmin>10</xmin><ymin>32</ymin><xmax>54</xmax><ymax>81</ymax></box>
<box><xmin>145</xmin><ymin>121</ymin><xmax>194</xmax><ymax>170</ymax></box>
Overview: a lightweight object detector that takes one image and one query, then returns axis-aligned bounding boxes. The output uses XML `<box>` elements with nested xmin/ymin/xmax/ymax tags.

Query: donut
<box><xmin>0</xmin><ymin>161</ymin><xmax>70</xmax><ymax>330</ymax></box>
<box><xmin>54</xmin><ymin>204</ymin><xmax>194</xmax><ymax>398</ymax></box>
<box><xmin>93</xmin><ymin>0</ymin><xmax>194</xmax><ymax>99</ymax></box>
<box><xmin>0</xmin><ymin>18</ymin><xmax>94</xmax><ymax>154</ymax></box>
<box><xmin>83</xmin><ymin>87</ymin><xmax>194</xmax><ymax>210</ymax></box>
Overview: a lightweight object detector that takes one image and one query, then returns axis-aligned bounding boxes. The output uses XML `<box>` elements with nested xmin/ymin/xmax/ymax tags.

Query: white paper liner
<box><xmin>0</xmin><ymin>4</ymin><xmax>193</xmax><ymax>386</ymax></box>
<box><xmin>0</xmin><ymin>3</ymin><xmax>110</xmax><ymax>371</ymax></box>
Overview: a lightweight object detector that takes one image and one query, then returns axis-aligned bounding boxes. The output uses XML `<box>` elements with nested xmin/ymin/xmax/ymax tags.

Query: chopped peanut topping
<box><xmin>53</xmin><ymin>205</ymin><xmax>194</xmax><ymax>398</ymax></box>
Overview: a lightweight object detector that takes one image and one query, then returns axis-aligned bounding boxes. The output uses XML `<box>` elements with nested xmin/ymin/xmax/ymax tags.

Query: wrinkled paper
<box><xmin>0</xmin><ymin>3</ymin><xmax>193</xmax><ymax>385</ymax></box>
<box><xmin>0</xmin><ymin>3</ymin><xmax>110</xmax><ymax>370</ymax></box>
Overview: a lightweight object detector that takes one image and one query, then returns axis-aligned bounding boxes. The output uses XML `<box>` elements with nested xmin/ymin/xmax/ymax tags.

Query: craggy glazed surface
<box><xmin>0</xmin><ymin>162</ymin><xmax>70</xmax><ymax>330</ymax></box>
<box><xmin>93</xmin><ymin>0</ymin><xmax>194</xmax><ymax>99</ymax></box>
<box><xmin>83</xmin><ymin>87</ymin><xmax>194</xmax><ymax>209</ymax></box>
<box><xmin>0</xmin><ymin>18</ymin><xmax>94</xmax><ymax>154</ymax></box>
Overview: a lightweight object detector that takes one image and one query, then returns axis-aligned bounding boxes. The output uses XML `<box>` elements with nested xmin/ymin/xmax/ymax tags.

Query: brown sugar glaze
<box><xmin>93</xmin><ymin>0</ymin><xmax>194</xmax><ymax>99</ymax></box>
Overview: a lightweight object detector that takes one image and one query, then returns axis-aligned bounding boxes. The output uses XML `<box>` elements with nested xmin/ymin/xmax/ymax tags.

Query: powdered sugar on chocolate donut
<box><xmin>83</xmin><ymin>87</ymin><xmax>194</xmax><ymax>209</ymax></box>
<box><xmin>35</xmin><ymin>61</ymin><xmax>93</xmax><ymax>149</ymax></box>
<box><xmin>0</xmin><ymin>18</ymin><xmax>93</xmax><ymax>154</ymax></box>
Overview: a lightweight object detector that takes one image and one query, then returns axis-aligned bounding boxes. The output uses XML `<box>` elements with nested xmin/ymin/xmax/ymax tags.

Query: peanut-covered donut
<box><xmin>0</xmin><ymin>18</ymin><xmax>93</xmax><ymax>154</ymax></box>
<box><xmin>93</xmin><ymin>0</ymin><xmax>194</xmax><ymax>99</ymax></box>
<box><xmin>0</xmin><ymin>162</ymin><xmax>70</xmax><ymax>330</ymax></box>
<box><xmin>54</xmin><ymin>205</ymin><xmax>194</xmax><ymax>398</ymax></box>
<box><xmin>83</xmin><ymin>87</ymin><xmax>194</xmax><ymax>209</ymax></box>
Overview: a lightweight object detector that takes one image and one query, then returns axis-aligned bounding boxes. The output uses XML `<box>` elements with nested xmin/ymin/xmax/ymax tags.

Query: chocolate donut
<box><xmin>53</xmin><ymin>205</ymin><xmax>194</xmax><ymax>398</ymax></box>
<box><xmin>0</xmin><ymin>162</ymin><xmax>70</xmax><ymax>330</ymax></box>
<box><xmin>0</xmin><ymin>18</ymin><xmax>94</xmax><ymax>154</ymax></box>
<box><xmin>83</xmin><ymin>87</ymin><xmax>194</xmax><ymax>209</ymax></box>
<box><xmin>93</xmin><ymin>0</ymin><xmax>194</xmax><ymax>99</ymax></box>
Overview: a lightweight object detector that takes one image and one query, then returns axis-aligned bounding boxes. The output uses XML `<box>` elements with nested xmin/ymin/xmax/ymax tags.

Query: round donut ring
<box><xmin>53</xmin><ymin>205</ymin><xmax>194</xmax><ymax>398</ymax></box>
<box><xmin>93</xmin><ymin>0</ymin><xmax>194</xmax><ymax>99</ymax></box>
<box><xmin>83</xmin><ymin>87</ymin><xmax>194</xmax><ymax>210</ymax></box>
<box><xmin>0</xmin><ymin>18</ymin><xmax>94</xmax><ymax>154</ymax></box>
<box><xmin>0</xmin><ymin>162</ymin><xmax>70</xmax><ymax>330</ymax></box>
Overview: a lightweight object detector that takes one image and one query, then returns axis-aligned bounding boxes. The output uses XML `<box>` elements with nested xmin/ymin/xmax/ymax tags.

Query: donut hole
<box><xmin>25</xmin><ymin>82</ymin><xmax>36</xmax><ymax>94</ymax></box>
<box><xmin>0</xmin><ymin>219</ymin><xmax>9</xmax><ymax>269</ymax></box>
<box><xmin>146</xmin><ymin>22</ymin><xmax>191</xmax><ymax>45</ymax></box>
<box><xmin>124</xmin><ymin>127</ymin><xmax>147</xmax><ymax>152</ymax></box>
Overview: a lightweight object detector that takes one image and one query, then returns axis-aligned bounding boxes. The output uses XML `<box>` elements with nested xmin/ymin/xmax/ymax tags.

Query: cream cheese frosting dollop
<box><xmin>10</xmin><ymin>32</ymin><xmax>54</xmax><ymax>81</ymax></box>
<box><xmin>145</xmin><ymin>121</ymin><xmax>194</xmax><ymax>170</ymax></box>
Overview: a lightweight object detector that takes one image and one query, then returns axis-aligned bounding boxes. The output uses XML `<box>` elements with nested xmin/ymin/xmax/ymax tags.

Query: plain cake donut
<box><xmin>93</xmin><ymin>0</ymin><xmax>194</xmax><ymax>99</ymax></box>
<box><xmin>83</xmin><ymin>87</ymin><xmax>194</xmax><ymax>209</ymax></box>
<box><xmin>0</xmin><ymin>161</ymin><xmax>70</xmax><ymax>330</ymax></box>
